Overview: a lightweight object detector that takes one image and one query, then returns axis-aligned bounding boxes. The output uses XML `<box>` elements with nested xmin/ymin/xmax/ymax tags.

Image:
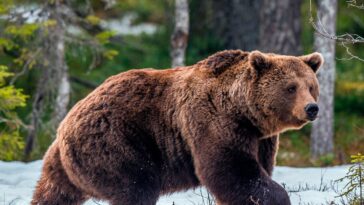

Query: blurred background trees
<box><xmin>196</xmin><ymin>0</ymin><xmax>302</xmax><ymax>54</ymax></box>
<box><xmin>0</xmin><ymin>0</ymin><xmax>363</xmax><ymax>166</ymax></box>
<box><xmin>0</xmin><ymin>0</ymin><xmax>118</xmax><ymax>160</ymax></box>
<box><xmin>311</xmin><ymin>0</ymin><xmax>337</xmax><ymax>161</ymax></box>
<box><xmin>171</xmin><ymin>0</ymin><xmax>189</xmax><ymax>67</ymax></box>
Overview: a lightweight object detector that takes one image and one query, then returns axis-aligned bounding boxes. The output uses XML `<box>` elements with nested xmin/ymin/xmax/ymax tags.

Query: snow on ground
<box><xmin>0</xmin><ymin>160</ymin><xmax>349</xmax><ymax>205</ymax></box>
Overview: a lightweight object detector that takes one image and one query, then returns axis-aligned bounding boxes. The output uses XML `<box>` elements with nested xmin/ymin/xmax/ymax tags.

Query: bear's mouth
<box><xmin>306</xmin><ymin>115</ymin><xmax>318</xmax><ymax>121</ymax></box>
<box><xmin>306</xmin><ymin>115</ymin><xmax>320</xmax><ymax>122</ymax></box>
<box><xmin>293</xmin><ymin>117</ymin><xmax>309</xmax><ymax>127</ymax></box>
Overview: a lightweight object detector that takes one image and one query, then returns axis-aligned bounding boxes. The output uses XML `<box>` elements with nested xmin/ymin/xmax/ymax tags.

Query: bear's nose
<box><xmin>305</xmin><ymin>103</ymin><xmax>319</xmax><ymax>121</ymax></box>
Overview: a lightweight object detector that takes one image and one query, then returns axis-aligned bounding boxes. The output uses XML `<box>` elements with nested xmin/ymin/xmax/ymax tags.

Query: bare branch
<box><xmin>64</xmin><ymin>34</ymin><xmax>104</xmax><ymax>72</ymax></box>
<box><xmin>337</xmin><ymin>42</ymin><xmax>364</xmax><ymax>62</ymax></box>
<box><xmin>347</xmin><ymin>0</ymin><xmax>364</xmax><ymax>9</ymax></box>
<box><xmin>309</xmin><ymin>0</ymin><xmax>364</xmax><ymax>62</ymax></box>
<box><xmin>64</xmin><ymin>34</ymin><xmax>101</xmax><ymax>48</ymax></box>
<box><xmin>0</xmin><ymin>114</ymin><xmax>29</xmax><ymax>130</ymax></box>
<box><xmin>69</xmin><ymin>76</ymin><xmax>98</xmax><ymax>89</ymax></box>
<box><xmin>10</xmin><ymin>48</ymin><xmax>42</xmax><ymax>85</ymax></box>
<box><xmin>309</xmin><ymin>0</ymin><xmax>364</xmax><ymax>44</ymax></box>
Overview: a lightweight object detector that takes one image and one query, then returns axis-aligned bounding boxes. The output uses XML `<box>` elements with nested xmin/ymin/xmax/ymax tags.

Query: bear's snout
<box><xmin>304</xmin><ymin>103</ymin><xmax>319</xmax><ymax>121</ymax></box>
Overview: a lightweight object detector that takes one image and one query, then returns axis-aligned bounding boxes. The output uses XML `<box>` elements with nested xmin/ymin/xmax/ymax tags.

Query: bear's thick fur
<box><xmin>32</xmin><ymin>50</ymin><xmax>323</xmax><ymax>205</ymax></box>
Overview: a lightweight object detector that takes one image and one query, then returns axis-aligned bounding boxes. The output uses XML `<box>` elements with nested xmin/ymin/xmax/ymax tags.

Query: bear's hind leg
<box><xmin>31</xmin><ymin>143</ymin><xmax>87</xmax><ymax>205</ymax></box>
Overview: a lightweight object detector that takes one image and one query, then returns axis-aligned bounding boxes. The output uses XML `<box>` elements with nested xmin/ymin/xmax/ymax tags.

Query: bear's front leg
<box><xmin>192</xmin><ymin>130</ymin><xmax>290</xmax><ymax>205</ymax></box>
<box><xmin>258</xmin><ymin>135</ymin><xmax>279</xmax><ymax>176</ymax></box>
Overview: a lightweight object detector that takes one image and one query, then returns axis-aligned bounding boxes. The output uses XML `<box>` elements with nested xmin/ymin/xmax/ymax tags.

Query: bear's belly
<box><xmin>159</xmin><ymin>154</ymin><xmax>200</xmax><ymax>194</ymax></box>
<box><xmin>156</xmin><ymin>130</ymin><xmax>200</xmax><ymax>194</ymax></box>
<box><xmin>59</xmin><ymin>118</ymin><xmax>200</xmax><ymax>196</ymax></box>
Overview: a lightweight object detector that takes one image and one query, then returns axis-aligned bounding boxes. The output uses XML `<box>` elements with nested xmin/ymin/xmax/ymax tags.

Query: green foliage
<box><xmin>336</xmin><ymin>81</ymin><xmax>364</xmax><ymax>114</ymax></box>
<box><xmin>0</xmin><ymin>66</ymin><xmax>27</xmax><ymax>161</ymax></box>
<box><xmin>0</xmin><ymin>65</ymin><xmax>13</xmax><ymax>82</ymax></box>
<box><xmin>5</xmin><ymin>24</ymin><xmax>39</xmax><ymax>39</ymax></box>
<box><xmin>0</xmin><ymin>0</ymin><xmax>13</xmax><ymax>14</ymax></box>
<box><xmin>0</xmin><ymin>66</ymin><xmax>27</xmax><ymax>109</ymax></box>
<box><xmin>42</xmin><ymin>19</ymin><xmax>57</xmax><ymax>28</ymax></box>
<box><xmin>277</xmin><ymin>127</ymin><xmax>311</xmax><ymax>166</ymax></box>
<box><xmin>103</xmin><ymin>49</ymin><xmax>119</xmax><ymax>60</ymax></box>
<box><xmin>86</xmin><ymin>15</ymin><xmax>101</xmax><ymax>25</ymax></box>
<box><xmin>115</xmin><ymin>0</ymin><xmax>169</xmax><ymax>23</ymax></box>
<box><xmin>96</xmin><ymin>31</ymin><xmax>117</xmax><ymax>44</ymax></box>
<box><xmin>318</xmin><ymin>153</ymin><xmax>335</xmax><ymax>166</ymax></box>
<box><xmin>0</xmin><ymin>131</ymin><xmax>24</xmax><ymax>161</ymax></box>
<box><xmin>336</xmin><ymin>153</ymin><xmax>364</xmax><ymax>204</ymax></box>
<box><xmin>335</xmin><ymin>113</ymin><xmax>364</xmax><ymax>152</ymax></box>
<box><xmin>0</xmin><ymin>85</ymin><xmax>27</xmax><ymax>109</ymax></box>
<box><xmin>0</xmin><ymin>37</ymin><xmax>16</xmax><ymax>50</ymax></box>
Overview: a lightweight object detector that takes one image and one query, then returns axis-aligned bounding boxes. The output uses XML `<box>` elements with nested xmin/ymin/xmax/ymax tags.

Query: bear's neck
<box><xmin>227</xmin><ymin>67</ymin><xmax>283</xmax><ymax>138</ymax></box>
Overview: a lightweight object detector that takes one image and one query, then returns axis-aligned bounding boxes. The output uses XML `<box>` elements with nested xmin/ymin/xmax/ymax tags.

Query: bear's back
<box><xmin>64</xmin><ymin>68</ymin><xmax>185</xmax><ymax>121</ymax></box>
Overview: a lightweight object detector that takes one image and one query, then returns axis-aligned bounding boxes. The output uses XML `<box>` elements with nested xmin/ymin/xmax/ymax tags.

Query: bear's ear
<box><xmin>299</xmin><ymin>52</ymin><xmax>324</xmax><ymax>73</ymax></box>
<box><xmin>205</xmin><ymin>50</ymin><xmax>247</xmax><ymax>75</ymax></box>
<box><xmin>249</xmin><ymin>51</ymin><xmax>271</xmax><ymax>75</ymax></box>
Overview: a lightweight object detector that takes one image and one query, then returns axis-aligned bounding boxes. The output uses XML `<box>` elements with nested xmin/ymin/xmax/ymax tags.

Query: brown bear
<box><xmin>31</xmin><ymin>50</ymin><xmax>323</xmax><ymax>205</ymax></box>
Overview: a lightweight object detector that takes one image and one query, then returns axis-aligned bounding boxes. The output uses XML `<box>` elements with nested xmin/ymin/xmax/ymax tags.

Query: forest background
<box><xmin>0</xmin><ymin>0</ymin><xmax>363</xmax><ymax>167</ymax></box>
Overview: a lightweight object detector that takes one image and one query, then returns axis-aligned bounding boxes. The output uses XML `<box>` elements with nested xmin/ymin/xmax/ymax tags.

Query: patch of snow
<box><xmin>0</xmin><ymin>161</ymin><xmax>350</xmax><ymax>205</ymax></box>
<box><xmin>0</xmin><ymin>4</ymin><xmax>45</xmax><ymax>23</ymax></box>
<box><xmin>101</xmin><ymin>13</ymin><xmax>157</xmax><ymax>36</ymax></box>
<box><xmin>273</xmin><ymin>166</ymin><xmax>349</xmax><ymax>204</ymax></box>
<box><xmin>1</xmin><ymin>5</ymin><xmax>157</xmax><ymax>36</ymax></box>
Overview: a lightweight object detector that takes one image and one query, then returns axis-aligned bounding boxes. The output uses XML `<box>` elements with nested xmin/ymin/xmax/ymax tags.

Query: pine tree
<box><xmin>336</xmin><ymin>153</ymin><xmax>364</xmax><ymax>205</ymax></box>
<box><xmin>0</xmin><ymin>65</ymin><xmax>27</xmax><ymax>160</ymax></box>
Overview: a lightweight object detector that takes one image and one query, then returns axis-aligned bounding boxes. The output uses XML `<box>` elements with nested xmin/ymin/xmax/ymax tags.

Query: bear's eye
<box><xmin>287</xmin><ymin>85</ymin><xmax>296</xmax><ymax>94</ymax></box>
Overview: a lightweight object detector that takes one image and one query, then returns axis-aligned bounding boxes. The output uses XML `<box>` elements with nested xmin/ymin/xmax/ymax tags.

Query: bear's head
<box><xmin>232</xmin><ymin>51</ymin><xmax>324</xmax><ymax>136</ymax></box>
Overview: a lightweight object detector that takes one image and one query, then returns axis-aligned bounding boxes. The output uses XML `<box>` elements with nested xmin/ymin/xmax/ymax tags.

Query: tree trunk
<box><xmin>51</xmin><ymin>11</ymin><xmax>70</xmax><ymax>130</ymax></box>
<box><xmin>24</xmin><ymin>80</ymin><xmax>46</xmax><ymax>159</ymax></box>
<box><xmin>311</xmin><ymin>0</ymin><xmax>337</xmax><ymax>160</ymax></box>
<box><xmin>54</xmin><ymin>68</ymin><xmax>70</xmax><ymax>130</ymax></box>
<box><xmin>24</xmin><ymin>0</ymin><xmax>70</xmax><ymax>159</ymax></box>
<box><xmin>171</xmin><ymin>0</ymin><xmax>189</xmax><ymax>67</ymax></box>
<box><xmin>211</xmin><ymin>0</ymin><xmax>262</xmax><ymax>50</ymax></box>
<box><xmin>209</xmin><ymin>0</ymin><xmax>302</xmax><ymax>54</ymax></box>
<box><xmin>259</xmin><ymin>0</ymin><xmax>302</xmax><ymax>55</ymax></box>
